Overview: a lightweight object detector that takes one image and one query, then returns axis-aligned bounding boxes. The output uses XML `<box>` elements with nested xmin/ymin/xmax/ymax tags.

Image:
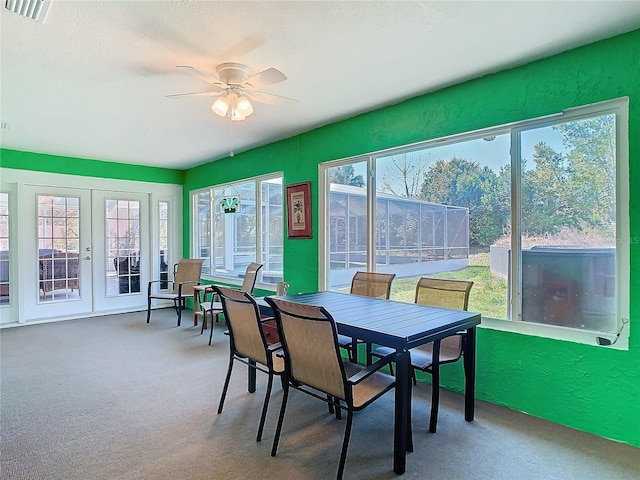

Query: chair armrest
<box><xmin>347</xmin><ymin>352</ymin><xmax>396</xmax><ymax>385</ymax></box>
<box><xmin>268</xmin><ymin>343</ymin><xmax>283</xmax><ymax>353</ymax></box>
<box><xmin>148</xmin><ymin>279</ymin><xmax>174</xmax><ymax>295</ymax></box>
<box><xmin>259</xmin><ymin>316</ymin><xmax>275</xmax><ymax>323</ymax></box>
<box><xmin>177</xmin><ymin>281</ymin><xmax>201</xmax><ymax>296</ymax></box>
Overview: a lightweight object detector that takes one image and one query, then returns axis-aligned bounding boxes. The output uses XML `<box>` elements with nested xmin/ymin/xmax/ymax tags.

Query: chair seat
<box><xmin>201</xmin><ymin>301</ymin><xmax>223</xmax><ymax>312</ymax></box>
<box><xmin>371</xmin><ymin>341</ymin><xmax>461</xmax><ymax>371</ymax></box>
<box><xmin>149</xmin><ymin>292</ymin><xmax>183</xmax><ymax>300</ymax></box>
<box><xmin>343</xmin><ymin>362</ymin><xmax>395</xmax><ymax>409</ymax></box>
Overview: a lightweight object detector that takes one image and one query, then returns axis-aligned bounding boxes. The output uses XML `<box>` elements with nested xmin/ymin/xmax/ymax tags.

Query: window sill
<box><xmin>479</xmin><ymin>316</ymin><xmax>629</xmax><ymax>350</ymax></box>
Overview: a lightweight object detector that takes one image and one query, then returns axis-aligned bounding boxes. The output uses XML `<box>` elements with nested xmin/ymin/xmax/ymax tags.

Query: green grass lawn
<box><xmin>387</xmin><ymin>252</ymin><xmax>509</xmax><ymax>319</ymax></box>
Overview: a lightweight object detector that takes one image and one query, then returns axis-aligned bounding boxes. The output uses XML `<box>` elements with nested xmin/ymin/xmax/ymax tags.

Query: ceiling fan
<box><xmin>166</xmin><ymin>62</ymin><xmax>297</xmax><ymax>121</ymax></box>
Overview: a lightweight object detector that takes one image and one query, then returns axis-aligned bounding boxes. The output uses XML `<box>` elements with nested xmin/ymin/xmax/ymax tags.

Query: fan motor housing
<box><xmin>216</xmin><ymin>63</ymin><xmax>252</xmax><ymax>86</ymax></box>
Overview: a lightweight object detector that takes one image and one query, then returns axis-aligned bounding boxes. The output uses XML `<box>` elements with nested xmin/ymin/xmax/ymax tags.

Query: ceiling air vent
<box><xmin>4</xmin><ymin>0</ymin><xmax>51</xmax><ymax>23</ymax></box>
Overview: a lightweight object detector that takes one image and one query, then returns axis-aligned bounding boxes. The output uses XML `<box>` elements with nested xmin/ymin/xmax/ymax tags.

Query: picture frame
<box><xmin>286</xmin><ymin>181</ymin><xmax>312</xmax><ymax>238</ymax></box>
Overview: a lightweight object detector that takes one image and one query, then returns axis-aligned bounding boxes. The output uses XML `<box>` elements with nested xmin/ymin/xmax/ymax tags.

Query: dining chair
<box><xmin>371</xmin><ymin>277</ymin><xmax>473</xmax><ymax>433</ymax></box>
<box><xmin>146</xmin><ymin>258</ymin><xmax>204</xmax><ymax>326</ymax></box>
<box><xmin>214</xmin><ymin>286</ymin><xmax>285</xmax><ymax>442</ymax></box>
<box><xmin>200</xmin><ymin>262</ymin><xmax>263</xmax><ymax>345</ymax></box>
<box><xmin>265</xmin><ymin>296</ymin><xmax>396</xmax><ymax>480</ymax></box>
<box><xmin>338</xmin><ymin>271</ymin><xmax>396</xmax><ymax>363</ymax></box>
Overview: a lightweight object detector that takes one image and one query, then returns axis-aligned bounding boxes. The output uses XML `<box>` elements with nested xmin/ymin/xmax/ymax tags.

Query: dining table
<box><xmin>257</xmin><ymin>290</ymin><xmax>481</xmax><ymax>475</ymax></box>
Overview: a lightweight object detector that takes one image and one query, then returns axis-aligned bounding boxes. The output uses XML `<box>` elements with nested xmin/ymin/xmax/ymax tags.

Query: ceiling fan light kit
<box><xmin>167</xmin><ymin>62</ymin><xmax>297</xmax><ymax>122</ymax></box>
<box><xmin>211</xmin><ymin>90</ymin><xmax>254</xmax><ymax>121</ymax></box>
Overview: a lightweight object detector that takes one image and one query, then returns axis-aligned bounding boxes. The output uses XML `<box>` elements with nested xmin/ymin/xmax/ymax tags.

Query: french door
<box><xmin>22</xmin><ymin>186</ymin><xmax>149</xmax><ymax>321</ymax></box>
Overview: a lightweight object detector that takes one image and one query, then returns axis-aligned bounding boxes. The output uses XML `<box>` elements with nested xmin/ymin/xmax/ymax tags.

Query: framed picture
<box><xmin>286</xmin><ymin>181</ymin><xmax>312</xmax><ymax>238</ymax></box>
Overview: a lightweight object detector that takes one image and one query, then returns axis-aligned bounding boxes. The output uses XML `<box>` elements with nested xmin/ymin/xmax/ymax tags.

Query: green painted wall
<box><xmin>0</xmin><ymin>149</ymin><xmax>184</xmax><ymax>185</ymax></box>
<box><xmin>184</xmin><ymin>30</ymin><xmax>640</xmax><ymax>446</ymax></box>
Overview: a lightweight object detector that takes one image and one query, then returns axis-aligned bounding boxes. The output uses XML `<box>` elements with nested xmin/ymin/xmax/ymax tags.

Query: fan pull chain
<box><xmin>229</xmin><ymin>121</ymin><xmax>235</xmax><ymax>157</ymax></box>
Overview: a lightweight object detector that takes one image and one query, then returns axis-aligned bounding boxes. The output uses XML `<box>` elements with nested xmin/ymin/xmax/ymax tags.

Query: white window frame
<box><xmin>319</xmin><ymin>97</ymin><xmax>629</xmax><ymax>348</ymax></box>
<box><xmin>190</xmin><ymin>172</ymin><xmax>284</xmax><ymax>287</ymax></box>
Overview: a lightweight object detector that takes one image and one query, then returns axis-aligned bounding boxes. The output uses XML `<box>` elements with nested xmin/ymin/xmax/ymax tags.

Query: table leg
<box><xmin>393</xmin><ymin>349</ymin><xmax>411</xmax><ymax>474</ymax></box>
<box><xmin>429</xmin><ymin>340</ymin><xmax>441</xmax><ymax>433</ymax></box>
<box><xmin>248</xmin><ymin>359</ymin><xmax>257</xmax><ymax>393</ymax></box>
<box><xmin>463</xmin><ymin>326</ymin><xmax>476</xmax><ymax>422</ymax></box>
<box><xmin>193</xmin><ymin>290</ymin><xmax>201</xmax><ymax>327</ymax></box>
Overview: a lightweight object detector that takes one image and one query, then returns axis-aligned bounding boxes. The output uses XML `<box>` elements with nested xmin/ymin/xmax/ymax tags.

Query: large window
<box><xmin>193</xmin><ymin>174</ymin><xmax>283</xmax><ymax>284</ymax></box>
<box><xmin>321</xmin><ymin>98</ymin><xmax>628</xmax><ymax>341</ymax></box>
<box><xmin>0</xmin><ymin>193</ymin><xmax>9</xmax><ymax>306</ymax></box>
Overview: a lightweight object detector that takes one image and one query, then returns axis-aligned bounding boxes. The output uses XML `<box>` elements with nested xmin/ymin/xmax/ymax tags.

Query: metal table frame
<box><xmin>257</xmin><ymin>291</ymin><xmax>481</xmax><ymax>475</ymax></box>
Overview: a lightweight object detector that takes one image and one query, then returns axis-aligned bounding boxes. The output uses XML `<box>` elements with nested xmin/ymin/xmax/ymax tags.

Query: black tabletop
<box><xmin>266</xmin><ymin>291</ymin><xmax>481</xmax><ymax>350</ymax></box>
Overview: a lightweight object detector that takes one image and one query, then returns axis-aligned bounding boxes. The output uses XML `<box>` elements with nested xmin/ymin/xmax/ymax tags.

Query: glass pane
<box><xmin>37</xmin><ymin>195</ymin><xmax>81</xmax><ymax>303</ymax></box>
<box><xmin>376</xmin><ymin>135</ymin><xmax>511</xmax><ymax>317</ymax></box>
<box><xmin>0</xmin><ymin>193</ymin><xmax>9</xmax><ymax>306</ymax></box>
<box><xmin>327</xmin><ymin>161</ymin><xmax>368</xmax><ymax>290</ymax></box>
<box><xmin>261</xmin><ymin>178</ymin><xmax>283</xmax><ymax>283</ymax></box>
<box><xmin>106</xmin><ymin>199</ymin><xmax>141</xmax><ymax>296</ymax></box>
<box><xmin>159</xmin><ymin>201</ymin><xmax>170</xmax><ymax>290</ymax></box>
<box><xmin>520</xmin><ymin>114</ymin><xmax>617</xmax><ymax>332</ymax></box>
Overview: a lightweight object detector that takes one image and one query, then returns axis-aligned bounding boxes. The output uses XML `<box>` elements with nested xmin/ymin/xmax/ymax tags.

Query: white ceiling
<box><xmin>1</xmin><ymin>1</ymin><xmax>639</xmax><ymax>170</ymax></box>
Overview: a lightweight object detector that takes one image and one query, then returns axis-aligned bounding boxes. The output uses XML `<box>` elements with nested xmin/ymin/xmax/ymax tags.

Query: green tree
<box><xmin>421</xmin><ymin>157</ymin><xmax>508</xmax><ymax>246</ymax></box>
<box><xmin>521</xmin><ymin>142</ymin><xmax>578</xmax><ymax>235</ymax></box>
<box><xmin>328</xmin><ymin>164</ymin><xmax>365</xmax><ymax>187</ymax></box>
<box><xmin>558</xmin><ymin>115</ymin><xmax>616</xmax><ymax>229</ymax></box>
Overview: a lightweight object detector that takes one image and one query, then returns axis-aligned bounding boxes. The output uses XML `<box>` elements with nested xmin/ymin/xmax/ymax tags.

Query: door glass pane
<box><xmin>106</xmin><ymin>199</ymin><xmax>141</xmax><ymax>295</ymax></box>
<box><xmin>159</xmin><ymin>201</ymin><xmax>170</xmax><ymax>290</ymax></box>
<box><xmin>0</xmin><ymin>193</ymin><xmax>9</xmax><ymax>306</ymax></box>
<box><xmin>519</xmin><ymin>114</ymin><xmax>617</xmax><ymax>332</ymax></box>
<box><xmin>376</xmin><ymin>135</ymin><xmax>511</xmax><ymax>318</ymax></box>
<box><xmin>36</xmin><ymin>195</ymin><xmax>81</xmax><ymax>302</ymax></box>
<box><xmin>327</xmin><ymin>161</ymin><xmax>368</xmax><ymax>290</ymax></box>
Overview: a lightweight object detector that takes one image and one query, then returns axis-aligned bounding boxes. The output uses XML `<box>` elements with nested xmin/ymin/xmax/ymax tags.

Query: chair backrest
<box><xmin>350</xmin><ymin>271</ymin><xmax>396</xmax><ymax>299</ymax></box>
<box><xmin>414</xmin><ymin>277</ymin><xmax>473</xmax><ymax>311</ymax></box>
<box><xmin>415</xmin><ymin>278</ymin><xmax>473</xmax><ymax>355</ymax></box>
<box><xmin>239</xmin><ymin>262</ymin><xmax>263</xmax><ymax>293</ymax></box>
<box><xmin>266</xmin><ymin>297</ymin><xmax>348</xmax><ymax>401</ymax></box>
<box><xmin>215</xmin><ymin>286</ymin><xmax>269</xmax><ymax>365</ymax></box>
<box><xmin>172</xmin><ymin>259</ymin><xmax>204</xmax><ymax>295</ymax></box>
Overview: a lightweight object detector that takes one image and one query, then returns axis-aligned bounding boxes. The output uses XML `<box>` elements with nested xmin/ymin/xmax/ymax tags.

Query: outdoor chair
<box><xmin>337</xmin><ymin>271</ymin><xmax>396</xmax><ymax>363</ymax></box>
<box><xmin>146</xmin><ymin>258</ymin><xmax>204</xmax><ymax>326</ymax></box>
<box><xmin>371</xmin><ymin>277</ymin><xmax>473</xmax><ymax>433</ymax></box>
<box><xmin>215</xmin><ymin>286</ymin><xmax>284</xmax><ymax>442</ymax></box>
<box><xmin>200</xmin><ymin>262</ymin><xmax>263</xmax><ymax>345</ymax></box>
<box><xmin>265</xmin><ymin>296</ymin><xmax>396</xmax><ymax>480</ymax></box>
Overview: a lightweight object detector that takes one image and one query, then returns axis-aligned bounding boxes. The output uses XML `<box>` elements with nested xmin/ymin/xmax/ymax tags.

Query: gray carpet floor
<box><xmin>1</xmin><ymin>309</ymin><xmax>638</xmax><ymax>480</ymax></box>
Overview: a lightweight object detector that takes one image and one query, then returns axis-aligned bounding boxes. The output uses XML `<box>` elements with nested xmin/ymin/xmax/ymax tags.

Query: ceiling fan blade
<box><xmin>243</xmin><ymin>67</ymin><xmax>287</xmax><ymax>89</ymax></box>
<box><xmin>165</xmin><ymin>90</ymin><xmax>224</xmax><ymax>99</ymax></box>
<box><xmin>247</xmin><ymin>91</ymin><xmax>299</xmax><ymax>106</ymax></box>
<box><xmin>176</xmin><ymin>66</ymin><xmax>226</xmax><ymax>88</ymax></box>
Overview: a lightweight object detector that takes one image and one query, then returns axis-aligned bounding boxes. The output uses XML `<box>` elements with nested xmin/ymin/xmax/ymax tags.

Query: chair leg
<box><xmin>334</xmin><ymin>398</ymin><xmax>342</xmax><ymax>420</ymax></box>
<box><xmin>429</xmin><ymin>341</ymin><xmax>441</xmax><ymax>433</ymax></box>
<box><xmin>174</xmin><ymin>298</ymin><xmax>182</xmax><ymax>326</ymax></box>
<box><xmin>337</xmin><ymin>410</ymin><xmax>354</xmax><ymax>480</ymax></box>
<box><xmin>209</xmin><ymin>317</ymin><xmax>215</xmax><ymax>345</ymax></box>
<box><xmin>327</xmin><ymin>394</ymin><xmax>335</xmax><ymax>414</ymax></box>
<box><xmin>200</xmin><ymin>311</ymin><xmax>206</xmax><ymax>335</ymax></box>
<box><xmin>146</xmin><ymin>296</ymin><xmax>152</xmax><ymax>323</ymax></box>
<box><xmin>218</xmin><ymin>356</ymin><xmax>235</xmax><ymax>414</ymax></box>
<box><xmin>257</xmin><ymin>373</ymin><xmax>275</xmax><ymax>442</ymax></box>
<box><xmin>271</xmin><ymin>380</ymin><xmax>290</xmax><ymax>457</ymax></box>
